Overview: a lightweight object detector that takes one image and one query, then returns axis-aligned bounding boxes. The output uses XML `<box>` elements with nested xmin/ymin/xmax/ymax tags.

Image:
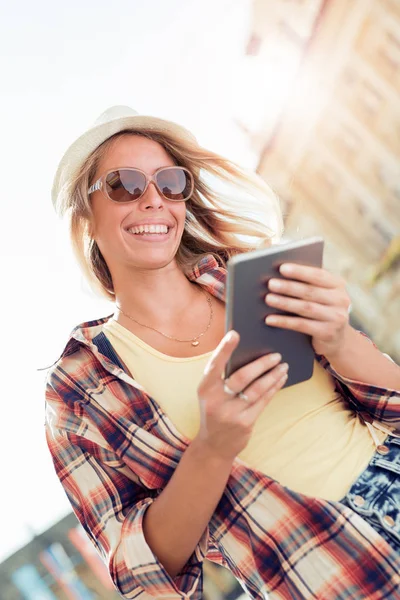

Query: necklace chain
<box><xmin>115</xmin><ymin>288</ymin><xmax>213</xmax><ymax>346</ymax></box>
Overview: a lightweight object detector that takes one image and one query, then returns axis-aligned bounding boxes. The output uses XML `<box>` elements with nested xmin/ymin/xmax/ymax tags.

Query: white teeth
<box><xmin>128</xmin><ymin>224</ymin><xmax>169</xmax><ymax>234</ymax></box>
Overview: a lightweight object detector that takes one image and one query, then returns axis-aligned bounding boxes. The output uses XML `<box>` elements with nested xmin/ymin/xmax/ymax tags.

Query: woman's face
<box><xmin>89</xmin><ymin>134</ymin><xmax>187</xmax><ymax>275</ymax></box>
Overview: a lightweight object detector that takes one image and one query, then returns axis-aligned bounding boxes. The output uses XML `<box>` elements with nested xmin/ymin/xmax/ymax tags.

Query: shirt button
<box><xmin>353</xmin><ymin>495</ymin><xmax>365</xmax><ymax>507</ymax></box>
<box><xmin>383</xmin><ymin>515</ymin><xmax>396</xmax><ymax>527</ymax></box>
<box><xmin>377</xmin><ymin>445</ymin><xmax>389</xmax><ymax>455</ymax></box>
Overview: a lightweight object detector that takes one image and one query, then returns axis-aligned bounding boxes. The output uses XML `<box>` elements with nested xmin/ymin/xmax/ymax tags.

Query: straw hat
<box><xmin>51</xmin><ymin>105</ymin><xmax>197</xmax><ymax>208</ymax></box>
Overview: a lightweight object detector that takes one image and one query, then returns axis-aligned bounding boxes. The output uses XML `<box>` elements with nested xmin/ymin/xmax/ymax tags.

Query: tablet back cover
<box><xmin>225</xmin><ymin>237</ymin><xmax>324</xmax><ymax>388</ymax></box>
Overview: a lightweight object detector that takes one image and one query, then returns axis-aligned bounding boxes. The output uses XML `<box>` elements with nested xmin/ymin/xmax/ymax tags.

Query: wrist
<box><xmin>323</xmin><ymin>324</ymin><xmax>356</xmax><ymax>365</ymax></box>
<box><xmin>190</xmin><ymin>436</ymin><xmax>235</xmax><ymax>469</ymax></box>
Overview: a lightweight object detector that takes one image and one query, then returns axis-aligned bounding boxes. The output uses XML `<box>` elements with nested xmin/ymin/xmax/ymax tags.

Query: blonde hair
<box><xmin>55</xmin><ymin>128</ymin><xmax>284</xmax><ymax>302</ymax></box>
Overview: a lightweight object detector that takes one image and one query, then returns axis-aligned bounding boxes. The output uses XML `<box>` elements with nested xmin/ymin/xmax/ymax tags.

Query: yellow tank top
<box><xmin>103</xmin><ymin>318</ymin><xmax>386</xmax><ymax>501</ymax></box>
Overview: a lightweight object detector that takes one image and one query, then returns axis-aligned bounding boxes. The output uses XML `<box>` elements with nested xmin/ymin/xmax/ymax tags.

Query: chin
<box><xmin>136</xmin><ymin>248</ymin><xmax>180</xmax><ymax>270</ymax></box>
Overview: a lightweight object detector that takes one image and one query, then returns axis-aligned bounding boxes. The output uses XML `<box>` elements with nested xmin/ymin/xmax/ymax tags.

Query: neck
<box><xmin>113</xmin><ymin>261</ymin><xmax>203</xmax><ymax>329</ymax></box>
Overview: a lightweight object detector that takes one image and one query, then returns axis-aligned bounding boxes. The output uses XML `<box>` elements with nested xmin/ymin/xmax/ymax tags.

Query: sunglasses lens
<box><xmin>105</xmin><ymin>170</ymin><xmax>146</xmax><ymax>202</ymax></box>
<box><xmin>156</xmin><ymin>168</ymin><xmax>193</xmax><ymax>200</ymax></box>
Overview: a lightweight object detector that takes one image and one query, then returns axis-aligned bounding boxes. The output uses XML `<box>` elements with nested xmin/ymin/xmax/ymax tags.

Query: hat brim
<box><xmin>51</xmin><ymin>114</ymin><xmax>197</xmax><ymax>208</ymax></box>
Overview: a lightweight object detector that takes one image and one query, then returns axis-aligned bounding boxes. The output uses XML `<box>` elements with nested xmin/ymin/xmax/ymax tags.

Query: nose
<box><xmin>139</xmin><ymin>180</ymin><xmax>164</xmax><ymax>210</ymax></box>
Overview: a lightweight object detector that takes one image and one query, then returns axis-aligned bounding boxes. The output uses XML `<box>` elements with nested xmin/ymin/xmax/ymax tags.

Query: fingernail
<box><xmin>269</xmin><ymin>279</ymin><xmax>281</xmax><ymax>289</ymax></box>
<box><xmin>266</xmin><ymin>315</ymin><xmax>278</xmax><ymax>324</ymax></box>
<box><xmin>278</xmin><ymin>362</ymin><xmax>289</xmax><ymax>372</ymax></box>
<box><xmin>226</xmin><ymin>330</ymin><xmax>236</xmax><ymax>342</ymax></box>
<box><xmin>280</xmin><ymin>264</ymin><xmax>292</xmax><ymax>274</ymax></box>
<box><xmin>270</xmin><ymin>353</ymin><xmax>281</xmax><ymax>361</ymax></box>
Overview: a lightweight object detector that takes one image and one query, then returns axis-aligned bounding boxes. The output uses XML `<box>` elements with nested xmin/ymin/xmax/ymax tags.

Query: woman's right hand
<box><xmin>195</xmin><ymin>331</ymin><xmax>288</xmax><ymax>462</ymax></box>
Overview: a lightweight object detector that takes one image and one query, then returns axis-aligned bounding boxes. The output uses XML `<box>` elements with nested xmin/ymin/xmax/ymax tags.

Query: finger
<box><xmin>240</xmin><ymin>361</ymin><xmax>289</xmax><ymax>403</ymax></box>
<box><xmin>265</xmin><ymin>314</ymin><xmax>348</xmax><ymax>336</ymax></box>
<box><xmin>279</xmin><ymin>263</ymin><xmax>343</xmax><ymax>289</ymax></box>
<box><xmin>265</xmin><ymin>293</ymin><xmax>346</xmax><ymax>321</ymax></box>
<box><xmin>241</xmin><ymin>371</ymin><xmax>289</xmax><ymax>424</ymax></box>
<box><xmin>224</xmin><ymin>351</ymin><xmax>283</xmax><ymax>395</ymax></box>
<box><xmin>203</xmin><ymin>330</ymin><xmax>240</xmax><ymax>380</ymax></box>
<box><xmin>267</xmin><ymin>278</ymin><xmax>347</xmax><ymax>307</ymax></box>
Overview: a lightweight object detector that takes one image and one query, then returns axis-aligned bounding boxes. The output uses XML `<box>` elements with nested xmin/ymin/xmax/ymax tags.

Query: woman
<box><xmin>45</xmin><ymin>105</ymin><xmax>400</xmax><ymax>600</ymax></box>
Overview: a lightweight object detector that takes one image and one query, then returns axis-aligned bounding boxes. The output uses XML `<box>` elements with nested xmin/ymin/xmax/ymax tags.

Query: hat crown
<box><xmin>93</xmin><ymin>105</ymin><xmax>139</xmax><ymax>127</ymax></box>
<box><xmin>52</xmin><ymin>105</ymin><xmax>196</xmax><ymax>209</ymax></box>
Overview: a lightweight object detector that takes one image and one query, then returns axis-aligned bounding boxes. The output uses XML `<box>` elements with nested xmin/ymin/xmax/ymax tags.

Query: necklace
<box><xmin>115</xmin><ymin>288</ymin><xmax>214</xmax><ymax>346</ymax></box>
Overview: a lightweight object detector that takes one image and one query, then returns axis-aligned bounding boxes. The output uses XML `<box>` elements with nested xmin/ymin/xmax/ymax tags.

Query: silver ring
<box><xmin>223</xmin><ymin>383</ymin><xmax>236</xmax><ymax>396</ymax></box>
<box><xmin>238</xmin><ymin>392</ymin><xmax>250</xmax><ymax>402</ymax></box>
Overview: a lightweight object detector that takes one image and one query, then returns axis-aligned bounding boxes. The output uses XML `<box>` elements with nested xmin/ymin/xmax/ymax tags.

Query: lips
<box><xmin>128</xmin><ymin>224</ymin><xmax>169</xmax><ymax>234</ymax></box>
<box><xmin>125</xmin><ymin>220</ymin><xmax>174</xmax><ymax>231</ymax></box>
<box><xmin>124</xmin><ymin>226</ymin><xmax>173</xmax><ymax>243</ymax></box>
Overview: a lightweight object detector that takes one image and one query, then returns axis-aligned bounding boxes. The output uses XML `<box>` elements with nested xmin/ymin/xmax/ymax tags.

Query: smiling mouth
<box><xmin>127</xmin><ymin>231</ymin><xmax>169</xmax><ymax>237</ymax></box>
<box><xmin>125</xmin><ymin>226</ymin><xmax>173</xmax><ymax>242</ymax></box>
<box><xmin>126</xmin><ymin>225</ymin><xmax>170</xmax><ymax>235</ymax></box>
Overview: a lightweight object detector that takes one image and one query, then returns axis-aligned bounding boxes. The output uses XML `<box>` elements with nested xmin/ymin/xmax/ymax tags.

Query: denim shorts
<box><xmin>339</xmin><ymin>434</ymin><xmax>400</xmax><ymax>554</ymax></box>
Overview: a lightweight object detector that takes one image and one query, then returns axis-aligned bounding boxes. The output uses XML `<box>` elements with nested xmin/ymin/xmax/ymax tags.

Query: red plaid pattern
<box><xmin>45</xmin><ymin>255</ymin><xmax>400</xmax><ymax>599</ymax></box>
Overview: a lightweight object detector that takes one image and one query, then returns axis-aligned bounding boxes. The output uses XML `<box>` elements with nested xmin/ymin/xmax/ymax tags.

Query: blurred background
<box><xmin>1</xmin><ymin>0</ymin><xmax>399</xmax><ymax>598</ymax></box>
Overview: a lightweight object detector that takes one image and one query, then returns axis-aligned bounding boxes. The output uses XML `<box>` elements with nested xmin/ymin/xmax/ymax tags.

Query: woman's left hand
<box><xmin>265</xmin><ymin>263</ymin><xmax>353</xmax><ymax>359</ymax></box>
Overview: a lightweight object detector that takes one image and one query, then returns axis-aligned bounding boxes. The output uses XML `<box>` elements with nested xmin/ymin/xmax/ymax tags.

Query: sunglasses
<box><xmin>88</xmin><ymin>166</ymin><xmax>194</xmax><ymax>203</ymax></box>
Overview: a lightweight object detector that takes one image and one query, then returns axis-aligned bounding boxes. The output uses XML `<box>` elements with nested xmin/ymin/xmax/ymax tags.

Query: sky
<box><xmin>0</xmin><ymin>0</ymin><xmax>262</xmax><ymax>563</ymax></box>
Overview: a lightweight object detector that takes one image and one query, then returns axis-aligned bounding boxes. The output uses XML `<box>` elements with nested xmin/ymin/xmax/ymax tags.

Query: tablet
<box><xmin>225</xmin><ymin>237</ymin><xmax>324</xmax><ymax>388</ymax></box>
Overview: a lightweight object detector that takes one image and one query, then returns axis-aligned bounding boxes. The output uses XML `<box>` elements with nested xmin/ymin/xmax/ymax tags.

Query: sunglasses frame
<box><xmin>88</xmin><ymin>165</ymin><xmax>194</xmax><ymax>203</ymax></box>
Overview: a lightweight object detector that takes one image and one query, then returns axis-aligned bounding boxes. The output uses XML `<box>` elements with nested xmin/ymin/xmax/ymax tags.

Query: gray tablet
<box><xmin>225</xmin><ymin>237</ymin><xmax>324</xmax><ymax>388</ymax></box>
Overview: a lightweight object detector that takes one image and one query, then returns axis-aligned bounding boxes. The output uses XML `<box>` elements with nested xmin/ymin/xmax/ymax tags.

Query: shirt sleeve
<box><xmin>317</xmin><ymin>332</ymin><xmax>400</xmax><ymax>429</ymax></box>
<box><xmin>45</xmin><ymin>381</ymin><xmax>209</xmax><ymax>600</ymax></box>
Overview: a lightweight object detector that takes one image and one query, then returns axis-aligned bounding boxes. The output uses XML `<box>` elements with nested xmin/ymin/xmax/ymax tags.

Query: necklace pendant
<box><xmin>191</xmin><ymin>340</ymin><xmax>200</xmax><ymax>346</ymax></box>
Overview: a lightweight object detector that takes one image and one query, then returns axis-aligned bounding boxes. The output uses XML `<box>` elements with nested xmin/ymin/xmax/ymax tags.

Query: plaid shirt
<box><xmin>45</xmin><ymin>254</ymin><xmax>400</xmax><ymax>599</ymax></box>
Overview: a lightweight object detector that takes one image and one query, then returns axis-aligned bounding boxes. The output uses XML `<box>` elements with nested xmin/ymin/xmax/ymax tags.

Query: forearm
<box><xmin>326</xmin><ymin>325</ymin><xmax>400</xmax><ymax>390</ymax></box>
<box><xmin>142</xmin><ymin>437</ymin><xmax>234</xmax><ymax>579</ymax></box>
